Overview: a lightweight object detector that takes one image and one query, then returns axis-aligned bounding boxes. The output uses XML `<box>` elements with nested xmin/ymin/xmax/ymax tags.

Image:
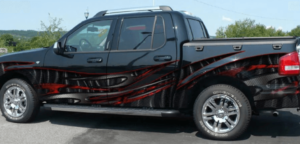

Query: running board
<box><xmin>43</xmin><ymin>104</ymin><xmax>180</xmax><ymax>117</ymax></box>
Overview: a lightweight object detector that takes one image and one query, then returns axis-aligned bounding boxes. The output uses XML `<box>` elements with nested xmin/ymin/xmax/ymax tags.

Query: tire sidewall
<box><xmin>194</xmin><ymin>84</ymin><xmax>251</xmax><ymax>140</ymax></box>
<box><xmin>0</xmin><ymin>79</ymin><xmax>36</xmax><ymax>122</ymax></box>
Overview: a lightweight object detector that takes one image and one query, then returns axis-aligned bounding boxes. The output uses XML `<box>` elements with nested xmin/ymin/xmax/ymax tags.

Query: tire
<box><xmin>0</xmin><ymin>78</ymin><xmax>39</xmax><ymax>123</ymax></box>
<box><xmin>193</xmin><ymin>84</ymin><xmax>251</xmax><ymax>140</ymax></box>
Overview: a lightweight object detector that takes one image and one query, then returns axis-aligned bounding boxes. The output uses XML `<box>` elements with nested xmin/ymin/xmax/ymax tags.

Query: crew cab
<box><xmin>1</xmin><ymin>6</ymin><xmax>300</xmax><ymax>140</ymax></box>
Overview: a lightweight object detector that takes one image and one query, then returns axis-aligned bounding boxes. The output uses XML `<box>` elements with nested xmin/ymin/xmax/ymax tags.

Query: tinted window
<box><xmin>66</xmin><ymin>20</ymin><xmax>112</xmax><ymax>52</ymax></box>
<box><xmin>188</xmin><ymin>19</ymin><xmax>205</xmax><ymax>39</ymax></box>
<box><xmin>118</xmin><ymin>16</ymin><xmax>165</xmax><ymax>50</ymax></box>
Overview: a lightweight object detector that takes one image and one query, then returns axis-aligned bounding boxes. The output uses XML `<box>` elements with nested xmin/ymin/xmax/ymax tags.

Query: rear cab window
<box><xmin>187</xmin><ymin>19</ymin><xmax>207</xmax><ymax>40</ymax></box>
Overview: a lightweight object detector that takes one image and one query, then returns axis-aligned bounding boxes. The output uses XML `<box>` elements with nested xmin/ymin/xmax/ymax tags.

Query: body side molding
<box><xmin>43</xmin><ymin>104</ymin><xmax>180</xmax><ymax>117</ymax></box>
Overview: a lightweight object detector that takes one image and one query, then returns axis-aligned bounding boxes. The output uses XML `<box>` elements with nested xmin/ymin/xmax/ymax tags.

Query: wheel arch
<box><xmin>0</xmin><ymin>71</ymin><xmax>33</xmax><ymax>90</ymax></box>
<box><xmin>189</xmin><ymin>75</ymin><xmax>256</xmax><ymax>113</ymax></box>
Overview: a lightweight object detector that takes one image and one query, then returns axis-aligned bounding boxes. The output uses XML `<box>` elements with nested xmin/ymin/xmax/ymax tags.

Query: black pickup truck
<box><xmin>1</xmin><ymin>6</ymin><xmax>300</xmax><ymax>140</ymax></box>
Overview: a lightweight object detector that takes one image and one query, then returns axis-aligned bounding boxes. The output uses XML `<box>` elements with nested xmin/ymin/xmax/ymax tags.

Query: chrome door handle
<box><xmin>154</xmin><ymin>55</ymin><xmax>172</xmax><ymax>61</ymax></box>
<box><xmin>87</xmin><ymin>57</ymin><xmax>102</xmax><ymax>63</ymax></box>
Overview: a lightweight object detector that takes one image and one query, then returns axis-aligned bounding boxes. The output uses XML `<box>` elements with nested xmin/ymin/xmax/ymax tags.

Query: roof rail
<box><xmin>179</xmin><ymin>11</ymin><xmax>192</xmax><ymax>16</ymax></box>
<box><xmin>94</xmin><ymin>6</ymin><xmax>173</xmax><ymax>17</ymax></box>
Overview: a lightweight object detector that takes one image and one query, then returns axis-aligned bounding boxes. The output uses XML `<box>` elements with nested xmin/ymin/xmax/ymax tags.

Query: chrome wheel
<box><xmin>202</xmin><ymin>94</ymin><xmax>240</xmax><ymax>133</ymax></box>
<box><xmin>3</xmin><ymin>86</ymin><xmax>27</xmax><ymax>118</ymax></box>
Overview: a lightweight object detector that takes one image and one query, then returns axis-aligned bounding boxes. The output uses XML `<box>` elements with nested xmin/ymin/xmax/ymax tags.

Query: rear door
<box><xmin>105</xmin><ymin>13</ymin><xmax>178</xmax><ymax>108</ymax></box>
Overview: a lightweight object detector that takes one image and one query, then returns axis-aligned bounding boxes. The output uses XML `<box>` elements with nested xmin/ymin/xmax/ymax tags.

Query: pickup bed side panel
<box><xmin>173</xmin><ymin>38</ymin><xmax>300</xmax><ymax>110</ymax></box>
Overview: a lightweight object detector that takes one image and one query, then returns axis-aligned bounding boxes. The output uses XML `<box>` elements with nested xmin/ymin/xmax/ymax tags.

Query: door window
<box><xmin>118</xmin><ymin>16</ymin><xmax>165</xmax><ymax>50</ymax></box>
<box><xmin>66</xmin><ymin>20</ymin><xmax>112</xmax><ymax>52</ymax></box>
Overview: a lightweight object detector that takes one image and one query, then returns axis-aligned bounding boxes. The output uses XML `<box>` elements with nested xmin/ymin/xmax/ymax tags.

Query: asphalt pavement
<box><xmin>1</xmin><ymin>108</ymin><xmax>300</xmax><ymax>144</ymax></box>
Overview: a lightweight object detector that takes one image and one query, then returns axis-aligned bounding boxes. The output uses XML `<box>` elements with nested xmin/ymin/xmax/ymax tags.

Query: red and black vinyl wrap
<box><xmin>1</xmin><ymin>60</ymin><xmax>178</xmax><ymax>107</ymax></box>
<box><xmin>174</xmin><ymin>44</ymin><xmax>300</xmax><ymax>109</ymax></box>
<box><xmin>1</xmin><ymin>47</ymin><xmax>300</xmax><ymax>110</ymax></box>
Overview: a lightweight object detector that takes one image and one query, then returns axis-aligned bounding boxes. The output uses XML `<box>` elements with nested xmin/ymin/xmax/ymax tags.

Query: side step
<box><xmin>43</xmin><ymin>104</ymin><xmax>180</xmax><ymax>117</ymax></box>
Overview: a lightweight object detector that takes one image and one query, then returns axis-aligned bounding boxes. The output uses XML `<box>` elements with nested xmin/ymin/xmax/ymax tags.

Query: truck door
<box><xmin>106</xmin><ymin>13</ymin><xmax>178</xmax><ymax>108</ymax></box>
<box><xmin>43</xmin><ymin>18</ymin><xmax>116</xmax><ymax>105</ymax></box>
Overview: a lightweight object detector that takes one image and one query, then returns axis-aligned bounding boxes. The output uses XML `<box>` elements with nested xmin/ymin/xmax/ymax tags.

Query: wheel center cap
<box><xmin>11</xmin><ymin>103</ymin><xmax>17</xmax><ymax>108</ymax></box>
<box><xmin>216</xmin><ymin>109</ymin><xmax>225</xmax><ymax>118</ymax></box>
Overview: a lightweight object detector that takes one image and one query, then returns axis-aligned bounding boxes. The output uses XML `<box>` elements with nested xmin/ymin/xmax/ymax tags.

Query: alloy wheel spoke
<box><xmin>207</xmin><ymin>103</ymin><xmax>217</xmax><ymax>111</ymax></box>
<box><xmin>228</xmin><ymin>111</ymin><xmax>238</xmax><ymax>116</ymax></box>
<box><xmin>224</xmin><ymin>121</ymin><xmax>231</xmax><ymax>128</ymax></box>
<box><xmin>227</xmin><ymin>118</ymin><xmax>235</xmax><ymax>126</ymax></box>
<box><xmin>5</xmin><ymin>92</ymin><xmax>14</xmax><ymax>99</ymax></box>
<box><xmin>16</xmin><ymin>88</ymin><xmax>21</xmax><ymax>98</ymax></box>
<box><xmin>4</xmin><ymin>101</ymin><xmax>12</xmax><ymax>105</ymax></box>
<box><xmin>12</xmin><ymin>90</ymin><xmax>16</xmax><ymax>98</ymax></box>
<box><xmin>228</xmin><ymin>107</ymin><xmax>237</xmax><ymax>112</ymax></box>
<box><xmin>19</xmin><ymin>103</ymin><xmax>26</xmax><ymax>109</ymax></box>
<box><xmin>213</xmin><ymin>121</ymin><xmax>218</xmax><ymax>130</ymax></box>
<box><xmin>203</xmin><ymin>116</ymin><xmax>213</xmax><ymax>121</ymax></box>
<box><xmin>224</xmin><ymin>100</ymin><xmax>228</xmax><ymax>108</ymax></box>
<box><xmin>20</xmin><ymin>95</ymin><xmax>26</xmax><ymax>101</ymax></box>
<box><xmin>5</xmin><ymin>104</ymin><xmax>11</xmax><ymax>110</ymax></box>
<box><xmin>18</xmin><ymin>106</ymin><xmax>25</xmax><ymax>113</ymax></box>
<box><xmin>209</xmin><ymin>99</ymin><xmax>218</xmax><ymax>108</ymax></box>
<box><xmin>203</xmin><ymin>112</ymin><xmax>215</xmax><ymax>116</ymax></box>
<box><xmin>12</xmin><ymin>108</ymin><xmax>17</xmax><ymax>117</ymax></box>
<box><xmin>217</xmin><ymin>121</ymin><xmax>222</xmax><ymax>131</ymax></box>
<box><xmin>219</xmin><ymin>98</ymin><xmax>224</xmax><ymax>106</ymax></box>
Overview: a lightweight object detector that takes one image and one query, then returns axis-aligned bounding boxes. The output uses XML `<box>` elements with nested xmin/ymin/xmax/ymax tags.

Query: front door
<box><xmin>42</xmin><ymin>18</ymin><xmax>116</xmax><ymax>105</ymax></box>
<box><xmin>106</xmin><ymin>13</ymin><xmax>178</xmax><ymax>108</ymax></box>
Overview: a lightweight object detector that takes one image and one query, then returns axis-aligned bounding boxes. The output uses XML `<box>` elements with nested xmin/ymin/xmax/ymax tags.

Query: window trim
<box><xmin>116</xmin><ymin>15</ymin><xmax>166</xmax><ymax>51</ymax></box>
<box><xmin>64</xmin><ymin>51</ymin><xmax>110</xmax><ymax>54</ymax></box>
<box><xmin>200</xmin><ymin>22</ymin><xmax>208</xmax><ymax>38</ymax></box>
<box><xmin>152</xmin><ymin>15</ymin><xmax>166</xmax><ymax>49</ymax></box>
<box><xmin>64</xmin><ymin>19</ymin><xmax>114</xmax><ymax>54</ymax></box>
<box><xmin>150</xmin><ymin>16</ymin><xmax>157</xmax><ymax>49</ymax></box>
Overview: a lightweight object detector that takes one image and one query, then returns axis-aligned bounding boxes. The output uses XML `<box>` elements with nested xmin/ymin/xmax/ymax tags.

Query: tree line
<box><xmin>216</xmin><ymin>18</ymin><xmax>300</xmax><ymax>38</ymax></box>
<box><xmin>0</xmin><ymin>16</ymin><xmax>65</xmax><ymax>53</ymax></box>
<box><xmin>0</xmin><ymin>30</ymin><xmax>39</xmax><ymax>39</ymax></box>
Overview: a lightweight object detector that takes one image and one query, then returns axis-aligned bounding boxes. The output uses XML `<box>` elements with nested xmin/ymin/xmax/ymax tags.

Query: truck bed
<box><xmin>178</xmin><ymin>37</ymin><xmax>300</xmax><ymax>109</ymax></box>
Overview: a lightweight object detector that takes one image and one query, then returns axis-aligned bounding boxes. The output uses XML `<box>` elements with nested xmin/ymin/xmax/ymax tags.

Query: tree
<box><xmin>15</xmin><ymin>15</ymin><xmax>66</xmax><ymax>51</ymax></box>
<box><xmin>0</xmin><ymin>34</ymin><xmax>14</xmax><ymax>46</ymax></box>
<box><xmin>216</xmin><ymin>19</ymin><xmax>287</xmax><ymax>38</ymax></box>
<box><xmin>37</xmin><ymin>15</ymin><xmax>65</xmax><ymax>47</ymax></box>
<box><xmin>289</xmin><ymin>26</ymin><xmax>300</xmax><ymax>37</ymax></box>
<box><xmin>216</xmin><ymin>27</ymin><xmax>226</xmax><ymax>38</ymax></box>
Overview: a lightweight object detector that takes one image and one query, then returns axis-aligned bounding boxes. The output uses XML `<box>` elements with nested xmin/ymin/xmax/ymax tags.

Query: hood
<box><xmin>0</xmin><ymin>48</ymin><xmax>50</xmax><ymax>65</ymax></box>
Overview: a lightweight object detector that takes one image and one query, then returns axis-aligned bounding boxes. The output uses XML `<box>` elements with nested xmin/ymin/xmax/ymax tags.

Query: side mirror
<box><xmin>53</xmin><ymin>41</ymin><xmax>74</xmax><ymax>58</ymax></box>
<box><xmin>53</xmin><ymin>42</ymin><xmax>63</xmax><ymax>54</ymax></box>
<box><xmin>53</xmin><ymin>37</ymin><xmax>66</xmax><ymax>55</ymax></box>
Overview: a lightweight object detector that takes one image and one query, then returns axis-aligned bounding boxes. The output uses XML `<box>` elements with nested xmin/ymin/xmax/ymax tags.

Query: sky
<box><xmin>0</xmin><ymin>0</ymin><xmax>299</xmax><ymax>35</ymax></box>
